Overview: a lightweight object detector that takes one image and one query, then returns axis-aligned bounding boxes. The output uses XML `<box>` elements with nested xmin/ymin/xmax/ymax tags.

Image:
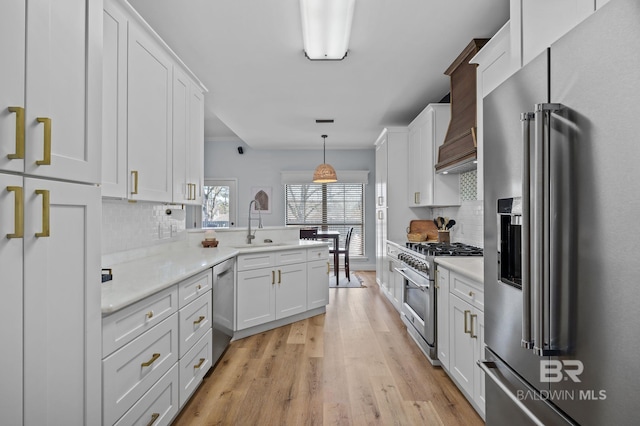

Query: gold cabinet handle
<box><xmin>131</xmin><ymin>170</ymin><xmax>139</xmax><ymax>195</ymax></box>
<box><xmin>469</xmin><ymin>291</ymin><xmax>474</xmax><ymax>297</ymax></box>
<box><xmin>7</xmin><ymin>107</ymin><xmax>25</xmax><ymax>159</ymax></box>
<box><xmin>196</xmin><ymin>284</ymin><xmax>202</xmax><ymax>290</ymax></box>
<box><xmin>272</xmin><ymin>270</ymin><xmax>275</xmax><ymax>285</ymax></box>
<box><xmin>463</xmin><ymin>310</ymin><xmax>471</xmax><ymax>335</ymax></box>
<box><xmin>327</xmin><ymin>261</ymin><xmax>330</xmax><ymax>275</ymax></box>
<box><xmin>278</xmin><ymin>269</ymin><xmax>281</xmax><ymax>284</ymax></box>
<box><xmin>193</xmin><ymin>315</ymin><xmax>205</xmax><ymax>325</ymax></box>
<box><xmin>146</xmin><ymin>413</ymin><xmax>160</xmax><ymax>426</ymax></box>
<box><xmin>141</xmin><ymin>353</ymin><xmax>160</xmax><ymax>367</ymax></box>
<box><xmin>146</xmin><ymin>311</ymin><xmax>154</xmax><ymax>319</ymax></box>
<box><xmin>193</xmin><ymin>357</ymin><xmax>206</xmax><ymax>369</ymax></box>
<box><xmin>35</xmin><ymin>117</ymin><xmax>51</xmax><ymax>166</ymax></box>
<box><xmin>35</xmin><ymin>189</ymin><xmax>50</xmax><ymax>238</ymax></box>
<box><xmin>470</xmin><ymin>314</ymin><xmax>478</xmax><ymax>339</ymax></box>
<box><xmin>190</xmin><ymin>183</ymin><xmax>196</xmax><ymax>200</ymax></box>
<box><xmin>414</xmin><ymin>192</ymin><xmax>420</xmax><ymax>204</ymax></box>
<box><xmin>6</xmin><ymin>186</ymin><xmax>24</xmax><ymax>239</ymax></box>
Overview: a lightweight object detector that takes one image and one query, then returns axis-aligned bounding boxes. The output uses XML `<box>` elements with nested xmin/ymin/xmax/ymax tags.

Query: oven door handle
<box><xmin>394</xmin><ymin>268</ymin><xmax>429</xmax><ymax>291</ymax></box>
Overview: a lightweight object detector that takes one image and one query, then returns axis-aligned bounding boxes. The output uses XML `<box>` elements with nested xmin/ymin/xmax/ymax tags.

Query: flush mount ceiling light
<box><xmin>300</xmin><ymin>0</ymin><xmax>356</xmax><ymax>61</ymax></box>
<box><xmin>313</xmin><ymin>135</ymin><xmax>338</xmax><ymax>183</ymax></box>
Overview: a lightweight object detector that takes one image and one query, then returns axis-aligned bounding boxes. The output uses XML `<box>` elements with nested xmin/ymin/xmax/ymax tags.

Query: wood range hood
<box><xmin>435</xmin><ymin>39</ymin><xmax>489</xmax><ymax>174</ymax></box>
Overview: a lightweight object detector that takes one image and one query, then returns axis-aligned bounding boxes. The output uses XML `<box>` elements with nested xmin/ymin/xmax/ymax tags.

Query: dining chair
<box><xmin>329</xmin><ymin>227</ymin><xmax>354</xmax><ymax>281</ymax></box>
<box><xmin>300</xmin><ymin>227</ymin><xmax>318</xmax><ymax>240</ymax></box>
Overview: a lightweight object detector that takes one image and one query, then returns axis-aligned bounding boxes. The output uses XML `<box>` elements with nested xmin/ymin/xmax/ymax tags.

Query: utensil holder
<box><xmin>437</xmin><ymin>231</ymin><xmax>450</xmax><ymax>243</ymax></box>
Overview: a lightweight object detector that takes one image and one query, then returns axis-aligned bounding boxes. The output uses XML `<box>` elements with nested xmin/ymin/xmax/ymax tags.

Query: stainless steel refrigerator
<box><xmin>482</xmin><ymin>0</ymin><xmax>640</xmax><ymax>424</ymax></box>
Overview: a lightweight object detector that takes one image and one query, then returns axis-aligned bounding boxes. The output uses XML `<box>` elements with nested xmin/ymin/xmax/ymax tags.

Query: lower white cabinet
<box><xmin>103</xmin><ymin>314</ymin><xmax>179</xmax><ymax>426</ymax></box>
<box><xmin>436</xmin><ymin>267</ymin><xmax>451</xmax><ymax>371</ymax></box>
<box><xmin>114</xmin><ymin>364</ymin><xmax>180</xmax><ymax>426</ymax></box>
<box><xmin>102</xmin><ymin>269</ymin><xmax>214</xmax><ymax>425</ymax></box>
<box><xmin>179</xmin><ymin>329</ymin><xmax>213</xmax><ymax>407</ymax></box>
<box><xmin>437</xmin><ymin>265</ymin><xmax>485</xmax><ymax>418</ymax></box>
<box><xmin>236</xmin><ymin>246</ymin><xmax>329</xmax><ymax>333</ymax></box>
<box><xmin>382</xmin><ymin>243</ymin><xmax>403</xmax><ymax>311</ymax></box>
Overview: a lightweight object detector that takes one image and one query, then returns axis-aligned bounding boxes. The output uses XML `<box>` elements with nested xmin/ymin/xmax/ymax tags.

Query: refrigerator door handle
<box><xmin>533</xmin><ymin>103</ymin><xmax>564</xmax><ymax>357</ymax></box>
<box><xmin>520</xmin><ymin>112</ymin><xmax>534</xmax><ymax>349</ymax></box>
<box><xmin>478</xmin><ymin>360</ymin><xmax>546</xmax><ymax>426</ymax></box>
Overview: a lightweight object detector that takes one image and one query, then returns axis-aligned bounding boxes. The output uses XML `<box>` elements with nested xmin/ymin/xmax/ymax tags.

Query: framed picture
<box><xmin>250</xmin><ymin>186</ymin><xmax>272</xmax><ymax>214</ymax></box>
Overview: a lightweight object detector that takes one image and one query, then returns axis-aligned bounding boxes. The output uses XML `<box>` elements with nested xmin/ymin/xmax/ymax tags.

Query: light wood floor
<box><xmin>172</xmin><ymin>271</ymin><xmax>483</xmax><ymax>426</ymax></box>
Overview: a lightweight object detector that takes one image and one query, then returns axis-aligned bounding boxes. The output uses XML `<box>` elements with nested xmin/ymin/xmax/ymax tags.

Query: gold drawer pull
<box><xmin>193</xmin><ymin>315</ymin><xmax>205</xmax><ymax>325</ymax></box>
<box><xmin>34</xmin><ymin>189</ymin><xmax>50</xmax><ymax>238</ymax></box>
<box><xmin>463</xmin><ymin>310</ymin><xmax>471</xmax><ymax>335</ymax></box>
<box><xmin>146</xmin><ymin>413</ymin><xmax>160</xmax><ymax>426</ymax></box>
<box><xmin>469</xmin><ymin>291</ymin><xmax>474</xmax><ymax>297</ymax></box>
<box><xmin>141</xmin><ymin>353</ymin><xmax>160</xmax><ymax>368</ymax></box>
<box><xmin>131</xmin><ymin>170</ymin><xmax>139</xmax><ymax>195</ymax></box>
<box><xmin>327</xmin><ymin>262</ymin><xmax>330</xmax><ymax>275</ymax></box>
<box><xmin>35</xmin><ymin>117</ymin><xmax>51</xmax><ymax>165</ymax></box>
<box><xmin>6</xmin><ymin>186</ymin><xmax>24</xmax><ymax>239</ymax></box>
<box><xmin>278</xmin><ymin>269</ymin><xmax>281</xmax><ymax>284</ymax></box>
<box><xmin>194</xmin><ymin>357</ymin><xmax>206</xmax><ymax>369</ymax></box>
<box><xmin>196</xmin><ymin>284</ymin><xmax>202</xmax><ymax>290</ymax></box>
<box><xmin>146</xmin><ymin>311</ymin><xmax>154</xmax><ymax>319</ymax></box>
<box><xmin>7</xmin><ymin>106</ymin><xmax>25</xmax><ymax>159</ymax></box>
<box><xmin>272</xmin><ymin>270</ymin><xmax>275</xmax><ymax>285</ymax></box>
<box><xmin>470</xmin><ymin>314</ymin><xmax>478</xmax><ymax>339</ymax></box>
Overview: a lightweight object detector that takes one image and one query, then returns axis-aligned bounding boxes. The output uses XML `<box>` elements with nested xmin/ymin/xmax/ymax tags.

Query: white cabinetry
<box><xmin>236</xmin><ymin>249</ymin><xmax>308</xmax><ymax>330</ymax></box>
<box><xmin>102</xmin><ymin>269</ymin><xmax>214</xmax><ymax>425</ymax></box>
<box><xmin>101</xmin><ymin>0</ymin><xmax>206</xmax><ymax>202</ymax></box>
<box><xmin>172</xmin><ymin>68</ymin><xmax>205</xmax><ymax>205</ymax></box>
<box><xmin>382</xmin><ymin>243</ymin><xmax>403</xmax><ymax>311</ymax></box>
<box><xmin>1</xmin><ymin>2</ymin><xmax>101</xmax><ymax>424</ymax></box>
<box><xmin>0</xmin><ymin>0</ymin><xmax>101</xmax><ymax>183</ymax></box>
<box><xmin>374</xmin><ymin>128</ymin><xmax>418</xmax><ymax>289</ymax></box>
<box><xmin>407</xmin><ymin>104</ymin><xmax>459</xmax><ymax>207</ymax></box>
<box><xmin>435</xmin><ymin>267</ymin><xmax>450</xmax><ymax>371</ymax></box>
<box><xmin>307</xmin><ymin>247</ymin><xmax>330</xmax><ymax>310</ymax></box>
<box><xmin>437</xmin><ymin>265</ymin><xmax>485</xmax><ymax>418</ymax></box>
<box><xmin>127</xmin><ymin>23</ymin><xmax>173</xmax><ymax>202</ymax></box>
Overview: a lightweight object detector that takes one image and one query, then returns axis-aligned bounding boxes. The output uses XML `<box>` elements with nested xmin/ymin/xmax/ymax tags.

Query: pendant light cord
<box><xmin>322</xmin><ymin>134</ymin><xmax>327</xmax><ymax>163</ymax></box>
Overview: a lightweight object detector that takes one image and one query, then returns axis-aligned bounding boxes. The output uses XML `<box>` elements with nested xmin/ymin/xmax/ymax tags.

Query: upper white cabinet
<box><xmin>407</xmin><ymin>104</ymin><xmax>459</xmax><ymax>207</ymax></box>
<box><xmin>128</xmin><ymin>23</ymin><xmax>174</xmax><ymax>202</ymax></box>
<box><xmin>510</xmin><ymin>0</ymin><xmax>599</xmax><ymax>68</ymax></box>
<box><xmin>173</xmin><ymin>68</ymin><xmax>205</xmax><ymax>205</ymax></box>
<box><xmin>102</xmin><ymin>0</ymin><xmax>206</xmax><ymax>203</ymax></box>
<box><xmin>1</xmin><ymin>0</ymin><xmax>101</xmax><ymax>184</ymax></box>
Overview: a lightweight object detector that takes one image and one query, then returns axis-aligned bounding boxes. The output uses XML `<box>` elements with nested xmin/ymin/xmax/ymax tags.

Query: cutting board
<box><xmin>407</xmin><ymin>220</ymin><xmax>439</xmax><ymax>241</ymax></box>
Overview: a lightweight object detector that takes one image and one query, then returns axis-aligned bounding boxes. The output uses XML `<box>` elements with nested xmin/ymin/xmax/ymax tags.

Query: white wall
<box><xmin>204</xmin><ymin>140</ymin><xmax>377</xmax><ymax>269</ymax></box>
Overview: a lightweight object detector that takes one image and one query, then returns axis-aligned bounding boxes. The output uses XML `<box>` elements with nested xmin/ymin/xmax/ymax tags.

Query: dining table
<box><xmin>316</xmin><ymin>230</ymin><xmax>340</xmax><ymax>285</ymax></box>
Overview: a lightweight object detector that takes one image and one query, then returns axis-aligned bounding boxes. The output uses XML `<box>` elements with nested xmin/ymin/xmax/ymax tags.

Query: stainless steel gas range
<box><xmin>390</xmin><ymin>242</ymin><xmax>483</xmax><ymax>364</ymax></box>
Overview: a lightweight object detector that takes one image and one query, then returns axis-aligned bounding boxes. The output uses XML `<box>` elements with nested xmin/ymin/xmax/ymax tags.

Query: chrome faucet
<box><xmin>247</xmin><ymin>199</ymin><xmax>263</xmax><ymax>244</ymax></box>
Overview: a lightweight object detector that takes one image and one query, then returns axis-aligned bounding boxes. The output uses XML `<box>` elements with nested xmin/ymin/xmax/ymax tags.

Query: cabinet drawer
<box><xmin>179</xmin><ymin>291</ymin><xmax>212</xmax><ymax>357</ymax></box>
<box><xmin>103</xmin><ymin>285</ymin><xmax>178</xmax><ymax>356</ymax></box>
<box><xmin>237</xmin><ymin>252</ymin><xmax>275</xmax><ymax>271</ymax></box>
<box><xmin>178</xmin><ymin>269</ymin><xmax>212</xmax><ymax>308</ymax></box>
<box><xmin>450</xmin><ymin>272</ymin><xmax>484</xmax><ymax>311</ymax></box>
<box><xmin>307</xmin><ymin>246</ymin><xmax>329</xmax><ymax>261</ymax></box>
<box><xmin>103</xmin><ymin>314</ymin><xmax>179</xmax><ymax>426</ymax></box>
<box><xmin>179</xmin><ymin>329</ymin><xmax>213</xmax><ymax>408</ymax></box>
<box><xmin>114</xmin><ymin>364</ymin><xmax>179</xmax><ymax>426</ymax></box>
<box><xmin>275</xmin><ymin>249</ymin><xmax>306</xmax><ymax>265</ymax></box>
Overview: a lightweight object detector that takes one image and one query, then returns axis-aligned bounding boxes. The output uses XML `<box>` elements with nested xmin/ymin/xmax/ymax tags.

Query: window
<box><xmin>285</xmin><ymin>183</ymin><xmax>365</xmax><ymax>256</ymax></box>
<box><xmin>187</xmin><ymin>179</ymin><xmax>237</xmax><ymax>228</ymax></box>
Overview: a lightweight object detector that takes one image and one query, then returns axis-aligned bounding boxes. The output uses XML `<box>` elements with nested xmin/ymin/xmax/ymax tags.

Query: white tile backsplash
<box><xmin>102</xmin><ymin>199</ymin><xmax>186</xmax><ymax>255</ymax></box>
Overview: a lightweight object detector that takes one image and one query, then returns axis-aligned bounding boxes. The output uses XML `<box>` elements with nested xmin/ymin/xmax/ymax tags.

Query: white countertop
<box><xmin>101</xmin><ymin>239</ymin><xmax>328</xmax><ymax>315</ymax></box>
<box><xmin>434</xmin><ymin>257</ymin><xmax>484</xmax><ymax>284</ymax></box>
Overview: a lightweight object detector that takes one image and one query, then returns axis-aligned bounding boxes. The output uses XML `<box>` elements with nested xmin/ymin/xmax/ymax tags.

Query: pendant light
<box><xmin>313</xmin><ymin>135</ymin><xmax>338</xmax><ymax>183</ymax></box>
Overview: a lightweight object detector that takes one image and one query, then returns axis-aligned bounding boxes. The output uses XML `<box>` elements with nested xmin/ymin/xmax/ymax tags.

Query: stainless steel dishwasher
<box><xmin>212</xmin><ymin>257</ymin><xmax>235</xmax><ymax>365</ymax></box>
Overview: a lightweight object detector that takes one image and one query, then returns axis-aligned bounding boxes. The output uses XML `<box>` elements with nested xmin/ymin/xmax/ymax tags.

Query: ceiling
<box><xmin>128</xmin><ymin>0</ymin><xmax>510</xmax><ymax>150</ymax></box>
